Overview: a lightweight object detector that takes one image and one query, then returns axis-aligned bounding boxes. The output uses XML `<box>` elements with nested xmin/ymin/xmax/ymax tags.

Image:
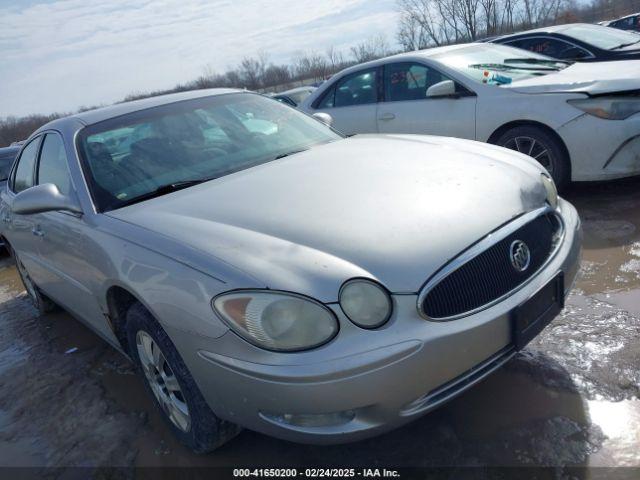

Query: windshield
<box><xmin>434</xmin><ymin>44</ymin><xmax>568</xmax><ymax>85</ymax></box>
<box><xmin>78</xmin><ymin>92</ymin><xmax>341</xmax><ymax>211</ymax></box>
<box><xmin>562</xmin><ymin>24</ymin><xmax>640</xmax><ymax>50</ymax></box>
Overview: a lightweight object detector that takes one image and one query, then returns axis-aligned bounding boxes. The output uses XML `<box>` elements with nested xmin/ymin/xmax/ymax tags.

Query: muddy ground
<box><xmin>0</xmin><ymin>178</ymin><xmax>639</xmax><ymax>478</ymax></box>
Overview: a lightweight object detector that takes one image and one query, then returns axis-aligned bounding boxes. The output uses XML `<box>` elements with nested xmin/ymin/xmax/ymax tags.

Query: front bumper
<box><xmin>559</xmin><ymin>113</ymin><xmax>640</xmax><ymax>182</ymax></box>
<box><xmin>168</xmin><ymin>199</ymin><xmax>582</xmax><ymax>444</ymax></box>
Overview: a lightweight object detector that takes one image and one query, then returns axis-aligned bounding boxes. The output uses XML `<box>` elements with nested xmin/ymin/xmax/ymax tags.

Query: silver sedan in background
<box><xmin>0</xmin><ymin>89</ymin><xmax>581</xmax><ymax>452</ymax></box>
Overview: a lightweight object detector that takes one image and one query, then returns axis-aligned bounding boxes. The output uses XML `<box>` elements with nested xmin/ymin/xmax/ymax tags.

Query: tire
<box><xmin>12</xmin><ymin>248</ymin><xmax>59</xmax><ymax>314</ymax></box>
<box><xmin>125</xmin><ymin>302</ymin><xmax>241</xmax><ymax>453</ymax></box>
<box><xmin>495</xmin><ymin>126</ymin><xmax>570</xmax><ymax>191</ymax></box>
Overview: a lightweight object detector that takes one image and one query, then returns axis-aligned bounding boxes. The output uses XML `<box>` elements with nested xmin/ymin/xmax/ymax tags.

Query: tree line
<box><xmin>1</xmin><ymin>0</ymin><xmax>639</xmax><ymax>146</ymax></box>
<box><xmin>397</xmin><ymin>0</ymin><xmax>640</xmax><ymax>49</ymax></box>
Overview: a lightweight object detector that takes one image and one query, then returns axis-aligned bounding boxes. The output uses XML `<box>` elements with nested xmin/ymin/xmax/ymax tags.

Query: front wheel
<box><xmin>126</xmin><ymin>303</ymin><xmax>241</xmax><ymax>453</ymax></box>
<box><xmin>495</xmin><ymin>126</ymin><xmax>570</xmax><ymax>191</ymax></box>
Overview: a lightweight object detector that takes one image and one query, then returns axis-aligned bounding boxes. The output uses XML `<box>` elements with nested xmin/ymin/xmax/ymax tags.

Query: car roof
<box><xmin>614</xmin><ymin>12</ymin><xmax>639</xmax><ymax>20</ymax></box>
<box><xmin>325</xmin><ymin>43</ymin><xmax>484</xmax><ymax>78</ymax></box>
<box><xmin>0</xmin><ymin>145</ymin><xmax>20</xmax><ymax>164</ymax></box>
<box><xmin>493</xmin><ymin>23</ymin><xmax>599</xmax><ymax>40</ymax></box>
<box><xmin>276</xmin><ymin>86</ymin><xmax>316</xmax><ymax>96</ymax></box>
<box><xmin>35</xmin><ymin>88</ymin><xmax>243</xmax><ymax>134</ymax></box>
<box><xmin>0</xmin><ymin>145</ymin><xmax>20</xmax><ymax>156</ymax></box>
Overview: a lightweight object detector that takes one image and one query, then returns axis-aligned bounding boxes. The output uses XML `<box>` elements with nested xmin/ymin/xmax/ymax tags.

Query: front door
<box><xmin>376</xmin><ymin>62</ymin><xmax>477</xmax><ymax>139</ymax></box>
<box><xmin>31</xmin><ymin>133</ymin><xmax>113</xmax><ymax>339</ymax></box>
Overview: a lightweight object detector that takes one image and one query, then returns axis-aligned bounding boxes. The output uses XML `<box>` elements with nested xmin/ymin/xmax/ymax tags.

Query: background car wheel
<box><xmin>495</xmin><ymin>126</ymin><xmax>570</xmax><ymax>191</ymax></box>
<box><xmin>12</xmin><ymin>250</ymin><xmax>59</xmax><ymax>314</ymax></box>
<box><xmin>125</xmin><ymin>302</ymin><xmax>241</xmax><ymax>453</ymax></box>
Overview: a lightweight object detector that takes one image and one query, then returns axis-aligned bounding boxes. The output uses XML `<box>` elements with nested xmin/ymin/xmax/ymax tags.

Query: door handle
<box><xmin>378</xmin><ymin>113</ymin><xmax>396</xmax><ymax>121</ymax></box>
<box><xmin>32</xmin><ymin>227</ymin><xmax>45</xmax><ymax>238</ymax></box>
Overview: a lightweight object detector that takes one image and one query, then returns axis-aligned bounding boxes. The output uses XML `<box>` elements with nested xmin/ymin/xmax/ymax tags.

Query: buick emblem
<box><xmin>510</xmin><ymin>240</ymin><xmax>531</xmax><ymax>272</ymax></box>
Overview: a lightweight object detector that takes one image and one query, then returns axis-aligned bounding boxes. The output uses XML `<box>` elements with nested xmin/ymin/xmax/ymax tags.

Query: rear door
<box><xmin>376</xmin><ymin>61</ymin><xmax>477</xmax><ymax>139</ymax></box>
<box><xmin>1</xmin><ymin>137</ymin><xmax>43</xmax><ymax>273</ymax></box>
<box><xmin>312</xmin><ymin>67</ymin><xmax>380</xmax><ymax>135</ymax></box>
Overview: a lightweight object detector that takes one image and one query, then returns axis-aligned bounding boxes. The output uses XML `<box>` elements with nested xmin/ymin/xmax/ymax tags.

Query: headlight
<box><xmin>339</xmin><ymin>279</ymin><xmax>392</xmax><ymax>328</ymax></box>
<box><xmin>541</xmin><ymin>173</ymin><xmax>558</xmax><ymax>209</ymax></box>
<box><xmin>568</xmin><ymin>97</ymin><xmax>640</xmax><ymax>120</ymax></box>
<box><xmin>212</xmin><ymin>291</ymin><xmax>338</xmax><ymax>351</ymax></box>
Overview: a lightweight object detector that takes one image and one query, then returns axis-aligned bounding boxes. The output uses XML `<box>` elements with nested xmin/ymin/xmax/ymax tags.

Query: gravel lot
<box><xmin>0</xmin><ymin>178</ymin><xmax>639</xmax><ymax>478</ymax></box>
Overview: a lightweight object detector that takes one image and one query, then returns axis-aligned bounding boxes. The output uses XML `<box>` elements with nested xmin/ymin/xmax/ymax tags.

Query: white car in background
<box><xmin>271</xmin><ymin>86</ymin><xmax>317</xmax><ymax>108</ymax></box>
<box><xmin>301</xmin><ymin>43</ymin><xmax>640</xmax><ymax>189</ymax></box>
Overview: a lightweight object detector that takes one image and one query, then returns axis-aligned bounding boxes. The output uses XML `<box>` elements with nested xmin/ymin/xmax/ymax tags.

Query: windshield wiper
<box><xmin>469</xmin><ymin>62</ymin><xmax>559</xmax><ymax>72</ymax></box>
<box><xmin>274</xmin><ymin>148</ymin><xmax>309</xmax><ymax>160</ymax></box>
<box><xmin>116</xmin><ymin>178</ymin><xmax>213</xmax><ymax>208</ymax></box>
<box><xmin>611</xmin><ymin>40</ymin><xmax>640</xmax><ymax>50</ymax></box>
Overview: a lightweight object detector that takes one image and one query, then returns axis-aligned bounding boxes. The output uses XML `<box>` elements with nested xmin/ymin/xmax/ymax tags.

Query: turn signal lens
<box><xmin>541</xmin><ymin>173</ymin><xmax>558</xmax><ymax>209</ymax></box>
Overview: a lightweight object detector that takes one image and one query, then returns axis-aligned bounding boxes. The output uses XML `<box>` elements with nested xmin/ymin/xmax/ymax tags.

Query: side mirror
<box><xmin>426</xmin><ymin>80</ymin><xmax>457</xmax><ymax>98</ymax></box>
<box><xmin>312</xmin><ymin>112</ymin><xmax>333</xmax><ymax>127</ymax></box>
<box><xmin>11</xmin><ymin>183</ymin><xmax>82</xmax><ymax>216</ymax></box>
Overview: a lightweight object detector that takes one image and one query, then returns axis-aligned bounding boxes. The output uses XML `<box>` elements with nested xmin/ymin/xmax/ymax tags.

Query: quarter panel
<box><xmin>475</xmin><ymin>91</ymin><xmax>585</xmax><ymax>142</ymax></box>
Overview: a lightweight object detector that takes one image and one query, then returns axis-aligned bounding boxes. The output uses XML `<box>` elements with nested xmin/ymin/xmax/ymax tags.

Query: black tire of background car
<box><xmin>125</xmin><ymin>302</ymin><xmax>242</xmax><ymax>453</ymax></box>
<box><xmin>10</xmin><ymin>247</ymin><xmax>59</xmax><ymax>314</ymax></box>
<box><xmin>496</xmin><ymin>125</ymin><xmax>571</xmax><ymax>191</ymax></box>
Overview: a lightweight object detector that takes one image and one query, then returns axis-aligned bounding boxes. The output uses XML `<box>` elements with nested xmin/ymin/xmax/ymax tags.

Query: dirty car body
<box><xmin>0</xmin><ymin>89</ymin><xmax>581</xmax><ymax>449</ymax></box>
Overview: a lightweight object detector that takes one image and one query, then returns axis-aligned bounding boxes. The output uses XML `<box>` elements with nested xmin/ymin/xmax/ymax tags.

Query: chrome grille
<box><xmin>420</xmin><ymin>210</ymin><xmax>562</xmax><ymax>320</ymax></box>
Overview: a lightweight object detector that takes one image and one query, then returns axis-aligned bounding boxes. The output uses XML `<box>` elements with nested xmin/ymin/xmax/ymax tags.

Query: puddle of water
<box><xmin>588</xmin><ymin>399</ymin><xmax>640</xmax><ymax>467</ymax></box>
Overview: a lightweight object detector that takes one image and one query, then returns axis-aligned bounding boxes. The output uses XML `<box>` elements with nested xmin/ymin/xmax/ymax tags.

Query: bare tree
<box><xmin>397</xmin><ymin>1</ymin><xmax>437</xmax><ymax>49</ymax></box>
<box><xmin>350</xmin><ymin>34</ymin><xmax>391</xmax><ymax>62</ymax></box>
<box><xmin>326</xmin><ymin>46</ymin><xmax>345</xmax><ymax>72</ymax></box>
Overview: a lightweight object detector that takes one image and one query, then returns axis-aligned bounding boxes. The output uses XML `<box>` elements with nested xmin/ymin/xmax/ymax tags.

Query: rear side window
<box><xmin>37</xmin><ymin>133</ymin><xmax>72</xmax><ymax>196</ymax></box>
<box><xmin>12</xmin><ymin>138</ymin><xmax>40</xmax><ymax>193</ymax></box>
<box><xmin>318</xmin><ymin>68</ymin><xmax>378</xmax><ymax>108</ymax></box>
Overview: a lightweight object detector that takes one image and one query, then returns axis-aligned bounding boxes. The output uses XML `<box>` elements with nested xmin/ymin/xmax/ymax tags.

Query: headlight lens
<box><xmin>212</xmin><ymin>291</ymin><xmax>338</xmax><ymax>351</ymax></box>
<box><xmin>541</xmin><ymin>173</ymin><xmax>558</xmax><ymax>209</ymax></box>
<box><xmin>339</xmin><ymin>279</ymin><xmax>392</xmax><ymax>328</ymax></box>
<box><xmin>568</xmin><ymin>97</ymin><xmax>640</xmax><ymax>120</ymax></box>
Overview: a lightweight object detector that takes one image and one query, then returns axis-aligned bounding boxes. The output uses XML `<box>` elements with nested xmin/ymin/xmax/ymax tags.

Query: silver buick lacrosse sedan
<box><xmin>0</xmin><ymin>89</ymin><xmax>581</xmax><ymax>452</ymax></box>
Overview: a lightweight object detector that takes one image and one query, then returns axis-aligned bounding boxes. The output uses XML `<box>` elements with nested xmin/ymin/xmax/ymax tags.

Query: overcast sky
<box><xmin>0</xmin><ymin>0</ymin><xmax>398</xmax><ymax>118</ymax></box>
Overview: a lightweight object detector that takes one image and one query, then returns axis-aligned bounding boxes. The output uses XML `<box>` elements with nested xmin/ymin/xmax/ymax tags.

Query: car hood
<box><xmin>505</xmin><ymin>60</ymin><xmax>640</xmax><ymax>95</ymax></box>
<box><xmin>107</xmin><ymin>135</ymin><xmax>547</xmax><ymax>302</ymax></box>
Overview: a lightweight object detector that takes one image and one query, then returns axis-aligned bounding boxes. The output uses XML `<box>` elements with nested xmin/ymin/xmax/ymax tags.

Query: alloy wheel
<box><xmin>136</xmin><ymin>330</ymin><xmax>191</xmax><ymax>432</ymax></box>
<box><xmin>503</xmin><ymin>136</ymin><xmax>554</xmax><ymax>176</ymax></box>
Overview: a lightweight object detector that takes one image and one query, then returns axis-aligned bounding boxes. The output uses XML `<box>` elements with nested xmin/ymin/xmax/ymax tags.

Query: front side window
<box><xmin>78</xmin><ymin>93</ymin><xmax>341</xmax><ymax>212</ymax></box>
<box><xmin>318</xmin><ymin>69</ymin><xmax>378</xmax><ymax>108</ymax></box>
<box><xmin>37</xmin><ymin>133</ymin><xmax>72</xmax><ymax>196</ymax></box>
<box><xmin>384</xmin><ymin>62</ymin><xmax>459</xmax><ymax>102</ymax></box>
<box><xmin>12</xmin><ymin>138</ymin><xmax>40</xmax><ymax>193</ymax></box>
